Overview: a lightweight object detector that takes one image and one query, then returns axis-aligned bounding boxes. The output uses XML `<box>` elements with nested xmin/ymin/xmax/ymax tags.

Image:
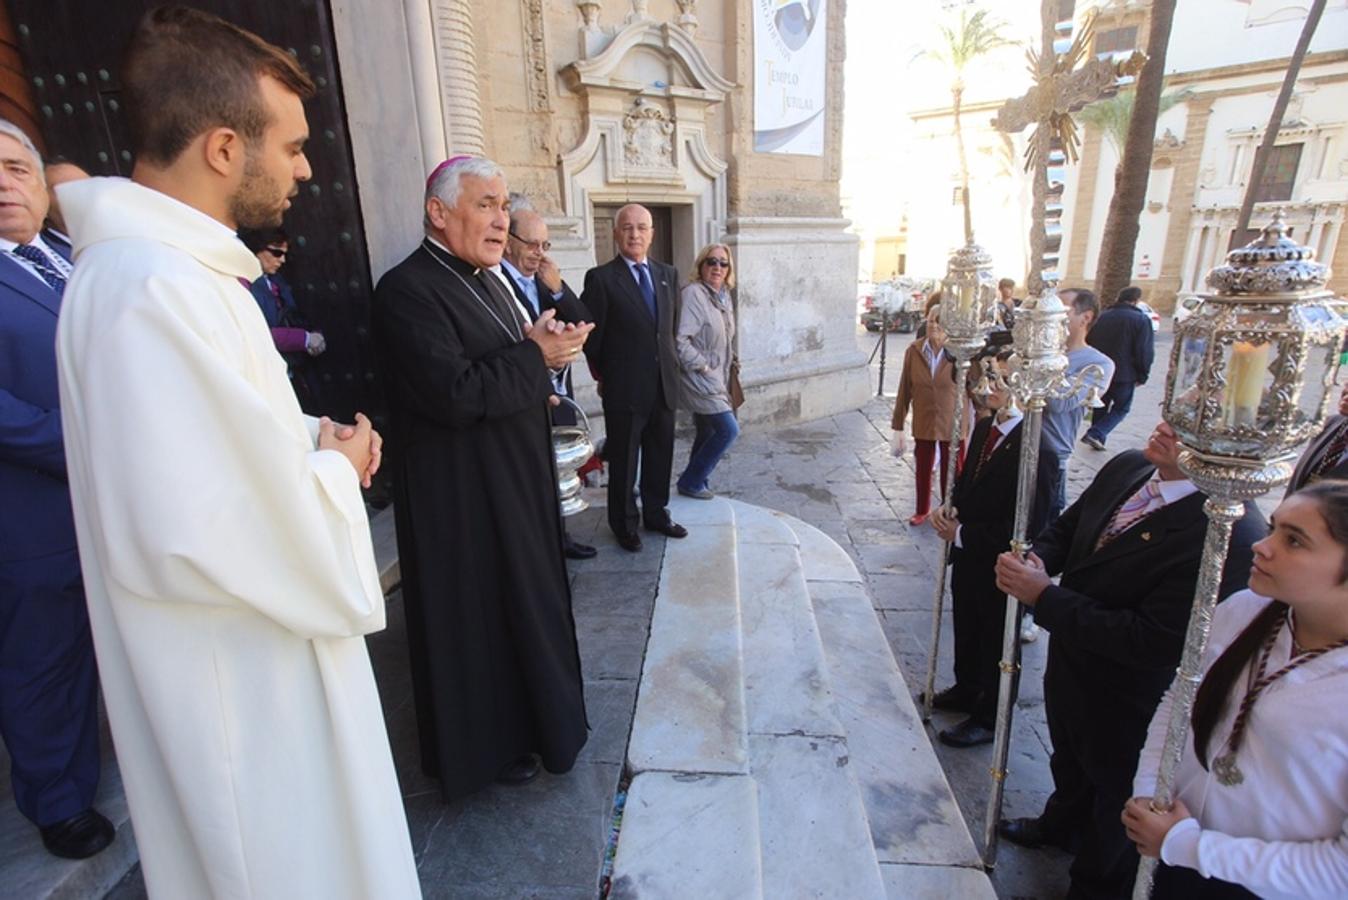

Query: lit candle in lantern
<box><xmin>958</xmin><ymin>281</ymin><xmax>974</xmax><ymax>316</ymax></box>
<box><xmin>1223</xmin><ymin>341</ymin><xmax>1269</xmax><ymax>427</ymax></box>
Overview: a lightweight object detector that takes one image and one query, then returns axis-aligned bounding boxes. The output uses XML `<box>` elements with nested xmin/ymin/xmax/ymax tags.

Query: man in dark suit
<box><xmin>1083</xmin><ymin>286</ymin><xmax>1154</xmax><ymax>451</ymax></box>
<box><xmin>0</xmin><ymin>120</ymin><xmax>113</xmax><ymax>859</ymax></box>
<box><xmin>928</xmin><ymin>350</ymin><xmax>1060</xmax><ymax>747</ymax></box>
<box><xmin>580</xmin><ymin>204</ymin><xmax>685</xmax><ymax>552</ymax></box>
<box><xmin>501</xmin><ymin>207</ymin><xmax>596</xmax><ymax>560</ymax></box>
<box><xmin>994</xmin><ymin>421</ymin><xmax>1265</xmax><ymax>899</ymax></box>
<box><xmin>1287</xmin><ymin>380</ymin><xmax>1348</xmax><ymax>494</ymax></box>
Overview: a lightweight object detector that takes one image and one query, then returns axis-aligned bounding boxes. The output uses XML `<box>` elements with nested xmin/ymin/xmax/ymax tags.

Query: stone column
<box><xmin>432</xmin><ymin>0</ymin><xmax>485</xmax><ymax>156</ymax></box>
<box><xmin>1156</xmin><ymin>95</ymin><xmax>1215</xmax><ymax>312</ymax></box>
<box><xmin>405</xmin><ymin>0</ymin><xmax>448</xmax><ymax>169</ymax></box>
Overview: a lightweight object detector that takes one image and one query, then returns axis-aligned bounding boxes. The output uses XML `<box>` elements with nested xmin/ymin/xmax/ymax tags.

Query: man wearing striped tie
<box><xmin>993</xmin><ymin>421</ymin><xmax>1266</xmax><ymax>900</ymax></box>
<box><xmin>0</xmin><ymin>119</ymin><xmax>115</xmax><ymax>860</ymax></box>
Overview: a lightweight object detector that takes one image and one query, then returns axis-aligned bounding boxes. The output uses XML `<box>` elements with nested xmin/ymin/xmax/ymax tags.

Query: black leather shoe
<box><xmin>616</xmin><ymin>532</ymin><xmax>644</xmax><ymax>553</ymax></box>
<box><xmin>917</xmin><ymin>686</ymin><xmax>978</xmax><ymax>714</ymax></box>
<box><xmin>644</xmin><ymin>520</ymin><xmax>688</xmax><ymax>539</ymax></box>
<box><xmin>564</xmin><ymin>538</ymin><xmax>597</xmax><ymax>560</ymax></box>
<box><xmin>496</xmin><ymin>755</ymin><xmax>540</xmax><ymax>786</ymax></box>
<box><xmin>938</xmin><ymin>718</ymin><xmax>996</xmax><ymax>748</ymax></box>
<box><xmin>998</xmin><ymin>816</ymin><xmax>1053</xmax><ymax>850</ymax></box>
<box><xmin>40</xmin><ymin>809</ymin><xmax>115</xmax><ymax>860</ymax></box>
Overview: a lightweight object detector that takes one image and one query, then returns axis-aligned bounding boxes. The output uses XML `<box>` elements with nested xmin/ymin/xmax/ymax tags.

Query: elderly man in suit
<box><xmin>0</xmin><ymin>119</ymin><xmax>113</xmax><ymax>859</ymax></box>
<box><xmin>994</xmin><ymin>421</ymin><xmax>1265</xmax><ymax>899</ymax></box>
<box><xmin>501</xmin><ymin>206</ymin><xmax>596</xmax><ymax>560</ymax></box>
<box><xmin>1287</xmin><ymin>380</ymin><xmax>1348</xmax><ymax>494</ymax></box>
<box><xmin>581</xmin><ymin>203</ymin><xmax>685</xmax><ymax>552</ymax></box>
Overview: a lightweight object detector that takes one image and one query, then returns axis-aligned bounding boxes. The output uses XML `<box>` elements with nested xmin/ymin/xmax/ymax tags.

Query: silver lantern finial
<box><xmin>921</xmin><ymin>240</ymin><xmax>1001</xmax><ymax>724</ymax></box>
<box><xmin>982</xmin><ymin>283</ymin><xmax>1106</xmax><ymax>867</ymax></box>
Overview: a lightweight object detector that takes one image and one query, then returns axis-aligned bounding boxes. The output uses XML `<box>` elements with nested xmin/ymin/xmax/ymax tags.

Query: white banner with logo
<box><xmin>753</xmin><ymin>0</ymin><xmax>827</xmax><ymax>156</ymax></box>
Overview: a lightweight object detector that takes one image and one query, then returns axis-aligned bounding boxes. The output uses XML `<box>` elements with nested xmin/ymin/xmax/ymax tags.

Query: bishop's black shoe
<box><xmin>564</xmin><ymin>537</ymin><xmax>597</xmax><ymax>560</ymax></box>
<box><xmin>496</xmin><ymin>755</ymin><xmax>540</xmax><ymax>786</ymax></box>
<box><xmin>615</xmin><ymin>531</ymin><xmax>644</xmax><ymax>553</ymax></box>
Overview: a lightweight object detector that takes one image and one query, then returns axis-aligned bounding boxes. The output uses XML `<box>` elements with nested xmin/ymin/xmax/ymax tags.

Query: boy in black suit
<box><xmin>929</xmin><ymin>348</ymin><xmax>1061</xmax><ymax>747</ymax></box>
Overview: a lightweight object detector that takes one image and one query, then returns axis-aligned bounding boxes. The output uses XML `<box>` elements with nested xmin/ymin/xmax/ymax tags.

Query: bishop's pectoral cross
<box><xmin>992</xmin><ymin>4</ymin><xmax>1144</xmax><ymax>296</ymax></box>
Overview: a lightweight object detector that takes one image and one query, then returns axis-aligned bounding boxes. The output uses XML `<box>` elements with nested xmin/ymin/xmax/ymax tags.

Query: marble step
<box><xmin>626</xmin><ymin>497</ymin><xmax>747</xmax><ymax>775</ymax></box>
<box><xmin>609</xmin><ymin>772</ymin><xmax>760</xmax><ymax>900</ymax></box>
<box><xmin>775</xmin><ymin>516</ymin><xmax>993</xmax><ymax>896</ymax></box>
<box><xmin>730</xmin><ymin>502</ymin><xmax>885</xmax><ymax>898</ymax></box>
<box><xmin>613</xmin><ymin>497</ymin><xmax>993</xmax><ymax>900</ymax></box>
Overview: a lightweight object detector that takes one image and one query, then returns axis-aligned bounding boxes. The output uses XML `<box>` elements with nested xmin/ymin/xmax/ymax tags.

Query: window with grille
<box><xmin>1253</xmin><ymin>143</ymin><xmax>1302</xmax><ymax>203</ymax></box>
<box><xmin>1095</xmin><ymin>26</ymin><xmax>1139</xmax><ymax>55</ymax></box>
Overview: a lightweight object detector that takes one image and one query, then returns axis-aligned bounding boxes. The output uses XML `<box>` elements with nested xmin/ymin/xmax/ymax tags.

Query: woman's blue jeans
<box><xmin>678</xmin><ymin>411</ymin><xmax>740</xmax><ymax>492</ymax></box>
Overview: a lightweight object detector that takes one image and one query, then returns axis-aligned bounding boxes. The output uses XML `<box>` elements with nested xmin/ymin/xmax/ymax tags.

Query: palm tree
<box><xmin>1077</xmin><ymin>87</ymin><xmax>1190</xmax><ymax>163</ymax></box>
<box><xmin>928</xmin><ymin>6</ymin><xmax>1012</xmax><ymax>245</ymax></box>
<box><xmin>1093</xmin><ymin>0</ymin><xmax>1178</xmax><ymax>306</ymax></box>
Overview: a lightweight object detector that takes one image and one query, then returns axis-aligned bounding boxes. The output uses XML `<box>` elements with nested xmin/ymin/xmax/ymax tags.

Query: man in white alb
<box><xmin>54</xmin><ymin>8</ymin><xmax>419</xmax><ymax>898</ymax></box>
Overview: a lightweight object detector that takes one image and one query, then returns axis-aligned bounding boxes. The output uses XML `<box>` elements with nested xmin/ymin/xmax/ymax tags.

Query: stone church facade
<box><xmin>329</xmin><ymin>0</ymin><xmax>869</xmax><ymax>425</ymax></box>
<box><xmin>2</xmin><ymin>0</ymin><xmax>867</xmax><ymax>428</ymax></box>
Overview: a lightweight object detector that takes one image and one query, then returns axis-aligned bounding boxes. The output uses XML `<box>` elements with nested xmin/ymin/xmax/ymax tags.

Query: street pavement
<box><xmin>99</xmin><ymin>322</ymin><xmax>1276</xmax><ymax>899</ymax></box>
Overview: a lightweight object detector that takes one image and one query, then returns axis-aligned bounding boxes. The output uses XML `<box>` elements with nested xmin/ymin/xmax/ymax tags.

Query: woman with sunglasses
<box><xmin>1123</xmin><ymin>479</ymin><xmax>1348</xmax><ymax>898</ymax></box>
<box><xmin>674</xmin><ymin>243</ymin><xmax>740</xmax><ymax>499</ymax></box>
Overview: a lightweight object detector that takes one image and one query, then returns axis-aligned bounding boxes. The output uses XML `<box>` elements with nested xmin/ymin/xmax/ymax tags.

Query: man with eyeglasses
<box><xmin>501</xmin><ymin>207</ymin><xmax>597</xmax><ymax>560</ymax></box>
<box><xmin>581</xmin><ymin>203</ymin><xmax>685</xmax><ymax>552</ymax></box>
<box><xmin>241</xmin><ymin>226</ymin><xmax>325</xmax><ymax>410</ymax></box>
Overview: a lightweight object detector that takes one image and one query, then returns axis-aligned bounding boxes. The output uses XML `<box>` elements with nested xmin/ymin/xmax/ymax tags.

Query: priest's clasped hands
<box><xmin>319</xmin><ymin>413</ymin><xmax>382</xmax><ymax>489</ymax></box>
<box><xmin>526</xmin><ymin>308</ymin><xmax>594</xmax><ymax>369</ymax></box>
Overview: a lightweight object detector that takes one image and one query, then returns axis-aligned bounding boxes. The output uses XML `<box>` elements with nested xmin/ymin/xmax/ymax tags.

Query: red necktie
<box><xmin>975</xmin><ymin>427</ymin><xmax>1001</xmax><ymax>477</ymax></box>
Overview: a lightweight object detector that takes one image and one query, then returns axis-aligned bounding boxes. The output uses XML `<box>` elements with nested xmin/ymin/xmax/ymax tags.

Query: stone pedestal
<box><xmin>727</xmin><ymin>216</ymin><xmax>870</xmax><ymax>425</ymax></box>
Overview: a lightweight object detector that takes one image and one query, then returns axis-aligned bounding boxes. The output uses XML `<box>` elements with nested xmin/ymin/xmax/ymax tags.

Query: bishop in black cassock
<box><xmin>372</xmin><ymin>159</ymin><xmax>588</xmax><ymax>799</ymax></box>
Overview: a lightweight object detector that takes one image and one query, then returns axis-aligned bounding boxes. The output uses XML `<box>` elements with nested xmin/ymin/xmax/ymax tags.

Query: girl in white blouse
<box><xmin>1124</xmin><ymin>479</ymin><xmax>1348</xmax><ymax>899</ymax></box>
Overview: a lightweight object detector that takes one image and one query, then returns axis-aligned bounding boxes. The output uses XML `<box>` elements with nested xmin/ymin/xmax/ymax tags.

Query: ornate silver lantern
<box><xmin>1134</xmin><ymin>215</ymin><xmax>1345</xmax><ymax>897</ymax></box>
<box><xmin>553</xmin><ymin>397</ymin><xmax>595</xmax><ymax>517</ymax></box>
<box><xmin>982</xmin><ymin>285</ymin><xmax>1105</xmax><ymax>867</ymax></box>
<box><xmin>1165</xmin><ymin>212</ymin><xmax>1343</xmax><ymax>468</ymax></box>
<box><xmin>921</xmin><ymin>240</ymin><xmax>1001</xmax><ymax>723</ymax></box>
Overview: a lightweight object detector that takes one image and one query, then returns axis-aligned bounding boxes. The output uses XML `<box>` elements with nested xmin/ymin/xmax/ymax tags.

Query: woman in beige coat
<box><xmin>891</xmin><ymin>303</ymin><xmax>963</xmax><ymax>525</ymax></box>
<box><xmin>674</xmin><ymin>243</ymin><xmax>739</xmax><ymax>499</ymax></box>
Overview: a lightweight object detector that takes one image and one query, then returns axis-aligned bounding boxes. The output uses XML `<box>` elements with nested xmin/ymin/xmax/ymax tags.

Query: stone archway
<box><xmin>557</xmin><ymin>21</ymin><xmax>733</xmax><ymax>274</ymax></box>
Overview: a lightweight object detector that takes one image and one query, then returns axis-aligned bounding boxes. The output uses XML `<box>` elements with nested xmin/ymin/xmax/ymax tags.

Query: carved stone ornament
<box><xmin>576</xmin><ymin>0</ymin><xmax>601</xmax><ymax>29</ymax></box>
<box><xmin>675</xmin><ymin>0</ymin><xmax>699</xmax><ymax>35</ymax></box>
<box><xmin>1206</xmin><ymin>212</ymin><xmax>1329</xmax><ymax>295</ymax></box>
<box><xmin>1155</xmin><ymin>128</ymin><xmax>1183</xmax><ymax>150</ymax></box>
<box><xmin>623</xmin><ymin>98</ymin><xmax>675</xmax><ymax>168</ymax></box>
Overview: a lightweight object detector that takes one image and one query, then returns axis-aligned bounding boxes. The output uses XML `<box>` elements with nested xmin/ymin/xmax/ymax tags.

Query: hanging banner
<box><xmin>753</xmin><ymin>0</ymin><xmax>827</xmax><ymax>155</ymax></box>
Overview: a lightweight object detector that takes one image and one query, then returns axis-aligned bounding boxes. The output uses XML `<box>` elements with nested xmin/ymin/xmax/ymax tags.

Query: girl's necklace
<box><xmin>1212</xmin><ymin>612</ymin><xmax>1348</xmax><ymax>786</ymax></box>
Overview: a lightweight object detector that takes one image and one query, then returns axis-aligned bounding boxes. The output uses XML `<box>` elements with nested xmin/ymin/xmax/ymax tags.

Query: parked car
<box><xmin>1137</xmin><ymin>300</ymin><xmax>1162</xmax><ymax>332</ymax></box>
<box><xmin>861</xmin><ymin>278</ymin><xmax>934</xmax><ymax>333</ymax></box>
<box><xmin>1172</xmin><ymin>293</ymin><xmax>1202</xmax><ymax>327</ymax></box>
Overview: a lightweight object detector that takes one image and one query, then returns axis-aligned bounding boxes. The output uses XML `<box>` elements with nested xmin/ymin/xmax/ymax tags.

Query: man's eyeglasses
<box><xmin>508</xmin><ymin>231</ymin><xmax>551</xmax><ymax>253</ymax></box>
<box><xmin>703</xmin><ymin>258</ymin><xmax>730</xmax><ymax>269</ymax></box>
<box><xmin>263</xmin><ymin>246</ymin><xmax>287</xmax><ymax>259</ymax></box>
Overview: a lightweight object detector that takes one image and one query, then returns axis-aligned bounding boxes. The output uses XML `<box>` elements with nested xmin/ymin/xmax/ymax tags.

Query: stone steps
<box><xmin>611</xmin><ymin>497</ymin><xmax>992</xmax><ymax>899</ymax></box>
